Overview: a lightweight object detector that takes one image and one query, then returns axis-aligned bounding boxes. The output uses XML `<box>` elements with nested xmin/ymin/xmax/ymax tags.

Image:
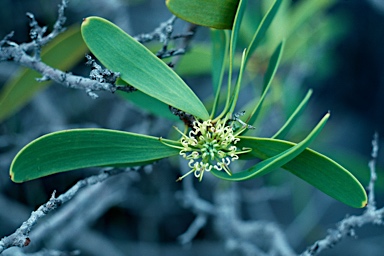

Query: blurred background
<box><xmin>1</xmin><ymin>0</ymin><xmax>384</xmax><ymax>255</ymax></box>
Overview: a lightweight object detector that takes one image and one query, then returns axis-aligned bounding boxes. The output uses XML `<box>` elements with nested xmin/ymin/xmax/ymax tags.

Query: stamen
<box><xmin>176</xmin><ymin>118</ymin><xmax>251</xmax><ymax>181</ymax></box>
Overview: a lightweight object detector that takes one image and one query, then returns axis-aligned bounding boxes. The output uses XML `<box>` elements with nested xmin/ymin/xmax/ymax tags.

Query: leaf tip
<box><xmin>9</xmin><ymin>170</ymin><xmax>20</xmax><ymax>183</ymax></box>
<box><xmin>82</xmin><ymin>17</ymin><xmax>90</xmax><ymax>26</ymax></box>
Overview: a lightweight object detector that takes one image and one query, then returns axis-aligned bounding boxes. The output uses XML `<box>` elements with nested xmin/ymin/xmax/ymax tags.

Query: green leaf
<box><xmin>288</xmin><ymin>0</ymin><xmax>335</xmax><ymax>37</ymax></box>
<box><xmin>81</xmin><ymin>17</ymin><xmax>209</xmax><ymax>120</ymax></box>
<box><xmin>272</xmin><ymin>89</ymin><xmax>313</xmax><ymax>139</ymax></box>
<box><xmin>228</xmin><ymin>49</ymin><xmax>247</xmax><ymax>115</ymax></box>
<box><xmin>211</xmin><ymin>112</ymin><xmax>329</xmax><ymax>181</ymax></box>
<box><xmin>230</xmin><ymin>0</ymin><xmax>247</xmax><ymax>60</ymax></box>
<box><xmin>116</xmin><ymin>78</ymin><xmax>178</xmax><ymax>120</ymax></box>
<box><xmin>246</xmin><ymin>40</ymin><xmax>285</xmax><ymax>125</ymax></box>
<box><xmin>175</xmin><ymin>44</ymin><xmax>212</xmax><ymax>77</ymax></box>
<box><xmin>0</xmin><ymin>25</ymin><xmax>88</xmax><ymax>122</ymax></box>
<box><xmin>235</xmin><ymin>130</ymin><xmax>367</xmax><ymax>208</ymax></box>
<box><xmin>117</xmin><ymin>90</ymin><xmax>178</xmax><ymax>121</ymax></box>
<box><xmin>10</xmin><ymin>128</ymin><xmax>180</xmax><ymax>183</ymax></box>
<box><xmin>211</xmin><ymin>29</ymin><xmax>229</xmax><ymax>95</ymax></box>
<box><xmin>210</xmin><ymin>29</ymin><xmax>229</xmax><ymax>118</ymax></box>
<box><xmin>166</xmin><ymin>0</ymin><xmax>239</xmax><ymax>29</ymax></box>
<box><xmin>245</xmin><ymin>0</ymin><xmax>282</xmax><ymax>65</ymax></box>
<box><xmin>218</xmin><ymin>0</ymin><xmax>247</xmax><ymax>119</ymax></box>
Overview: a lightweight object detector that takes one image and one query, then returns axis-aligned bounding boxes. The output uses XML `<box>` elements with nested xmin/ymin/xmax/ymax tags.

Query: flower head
<box><xmin>175</xmin><ymin>118</ymin><xmax>250</xmax><ymax>181</ymax></box>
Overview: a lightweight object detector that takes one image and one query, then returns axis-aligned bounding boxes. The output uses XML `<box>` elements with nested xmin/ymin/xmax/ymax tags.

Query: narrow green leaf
<box><xmin>118</xmin><ymin>90</ymin><xmax>179</xmax><ymax>121</ymax></box>
<box><xmin>116</xmin><ymin>78</ymin><xmax>178</xmax><ymax>120</ymax></box>
<box><xmin>210</xmin><ymin>29</ymin><xmax>230</xmax><ymax>118</ymax></box>
<box><xmin>288</xmin><ymin>0</ymin><xmax>335</xmax><ymax>37</ymax></box>
<box><xmin>230</xmin><ymin>0</ymin><xmax>247</xmax><ymax>60</ymax></box>
<box><xmin>81</xmin><ymin>17</ymin><xmax>209</xmax><ymax>120</ymax></box>
<box><xmin>117</xmin><ymin>91</ymin><xmax>179</xmax><ymax>121</ymax></box>
<box><xmin>234</xmin><ymin>131</ymin><xmax>368</xmax><ymax>208</ymax></box>
<box><xmin>175</xmin><ymin>44</ymin><xmax>212</xmax><ymax>77</ymax></box>
<box><xmin>166</xmin><ymin>0</ymin><xmax>239</xmax><ymax>29</ymax></box>
<box><xmin>10</xmin><ymin>129</ymin><xmax>180</xmax><ymax>183</ymax></box>
<box><xmin>272</xmin><ymin>89</ymin><xmax>313</xmax><ymax>139</ymax></box>
<box><xmin>211</xmin><ymin>112</ymin><xmax>329</xmax><ymax>181</ymax></box>
<box><xmin>211</xmin><ymin>30</ymin><xmax>229</xmax><ymax>95</ymax></box>
<box><xmin>247</xmin><ymin>40</ymin><xmax>285</xmax><ymax>125</ymax></box>
<box><xmin>245</xmin><ymin>0</ymin><xmax>282</xmax><ymax>65</ymax></box>
<box><xmin>228</xmin><ymin>49</ymin><xmax>247</xmax><ymax>115</ymax></box>
<box><xmin>0</xmin><ymin>25</ymin><xmax>87</xmax><ymax>122</ymax></box>
<box><xmin>218</xmin><ymin>0</ymin><xmax>247</xmax><ymax>120</ymax></box>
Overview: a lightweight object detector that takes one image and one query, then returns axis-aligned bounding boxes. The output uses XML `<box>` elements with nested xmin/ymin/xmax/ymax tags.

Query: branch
<box><xmin>134</xmin><ymin>15</ymin><xmax>196</xmax><ymax>61</ymax></box>
<box><xmin>21</xmin><ymin>0</ymin><xmax>68</xmax><ymax>54</ymax></box>
<box><xmin>214</xmin><ymin>186</ymin><xmax>296</xmax><ymax>256</ymax></box>
<box><xmin>176</xmin><ymin>160</ymin><xmax>295</xmax><ymax>255</ymax></box>
<box><xmin>0</xmin><ymin>167</ymin><xmax>134</xmax><ymax>254</ymax></box>
<box><xmin>0</xmin><ymin>0</ymin><xmax>128</xmax><ymax>99</ymax></box>
<box><xmin>175</xmin><ymin>160</ymin><xmax>216</xmax><ymax>244</ymax></box>
<box><xmin>301</xmin><ymin>133</ymin><xmax>383</xmax><ymax>256</ymax></box>
<box><xmin>0</xmin><ymin>1</ymin><xmax>196</xmax><ymax>99</ymax></box>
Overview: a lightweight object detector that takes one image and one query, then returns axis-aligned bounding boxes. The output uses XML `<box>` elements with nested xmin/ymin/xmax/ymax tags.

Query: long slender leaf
<box><xmin>166</xmin><ymin>0</ymin><xmax>239</xmax><ymax>29</ymax></box>
<box><xmin>116</xmin><ymin>78</ymin><xmax>178</xmax><ymax>120</ymax></box>
<box><xmin>81</xmin><ymin>17</ymin><xmax>209</xmax><ymax>120</ymax></box>
<box><xmin>272</xmin><ymin>89</ymin><xmax>313</xmax><ymax>139</ymax></box>
<box><xmin>245</xmin><ymin>0</ymin><xmax>282</xmax><ymax>65</ymax></box>
<box><xmin>117</xmin><ymin>90</ymin><xmax>179</xmax><ymax>121</ymax></box>
<box><xmin>211</xmin><ymin>112</ymin><xmax>329</xmax><ymax>181</ymax></box>
<box><xmin>211</xmin><ymin>29</ymin><xmax>229</xmax><ymax>95</ymax></box>
<box><xmin>288</xmin><ymin>0</ymin><xmax>334</xmax><ymax>37</ymax></box>
<box><xmin>210</xmin><ymin>29</ymin><xmax>230</xmax><ymax>119</ymax></box>
<box><xmin>234</xmin><ymin>131</ymin><xmax>368</xmax><ymax>208</ymax></box>
<box><xmin>230</xmin><ymin>0</ymin><xmax>247</xmax><ymax>61</ymax></box>
<box><xmin>247</xmin><ymin>40</ymin><xmax>285</xmax><ymax>125</ymax></box>
<box><xmin>175</xmin><ymin>44</ymin><xmax>212</xmax><ymax>76</ymax></box>
<box><xmin>228</xmin><ymin>49</ymin><xmax>247</xmax><ymax>115</ymax></box>
<box><xmin>218</xmin><ymin>0</ymin><xmax>248</xmax><ymax>120</ymax></box>
<box><xmin>10</xmin><ymin>129</ymin><xmax>180</xmax><ymax>183</ymax></box>
<box><xmin>0</xmin><ymin>25</ymin><xmax>87</xmax><ymax>122</ymax></box>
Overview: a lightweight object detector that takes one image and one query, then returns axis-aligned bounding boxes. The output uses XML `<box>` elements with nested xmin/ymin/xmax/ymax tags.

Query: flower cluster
<box><xmin>175</xmin><ymin>118</ymin><xmax>250</xmax><ymax>181</ymax></box>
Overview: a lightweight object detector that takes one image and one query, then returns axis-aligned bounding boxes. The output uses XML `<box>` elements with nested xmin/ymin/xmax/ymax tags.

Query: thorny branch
<box><xmin>301</xmin><ymin>133</ymin><xmax>383</xmax><ymax>256</ymax></box>
<box><xmin>0</xmin><ymin>0</ymin><xmax>196</xmax><ymax>99</ymax></box>
<box><xmin>0</xmin><ymin>167</ymin><xmax>136</xmax><ymax>254</ymax></box>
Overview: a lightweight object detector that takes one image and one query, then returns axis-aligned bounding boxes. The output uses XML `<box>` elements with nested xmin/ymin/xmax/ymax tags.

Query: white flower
<box><xmin>176</xmin><ymin>118</ymin><xmax>250</xmax><ymax>181</ymax></box>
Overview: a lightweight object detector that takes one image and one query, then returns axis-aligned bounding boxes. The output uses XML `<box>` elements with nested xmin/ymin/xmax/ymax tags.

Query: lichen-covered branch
<box><xmin>133</xmin><ymin>15</ymin><xmax>195</xmax><ymax>60</ymax></box>
<box><xmin>0</xmin><ymin>0</ymin><xmax>195</xmax><ymax>99</ymax></box>
<box><xmin>301</xmin><ymin>133</ymin><xmax>383</xmax><ymax>256</ymax></box>
<box><xmin>0</xmin><ymin>167</ymin><xmax>134</xmax><ymax>254</ymax></box>
<box><xmin>0</xmin><ymin>0</ymin><xmax>125</xmax><ymax>99</ymax></box>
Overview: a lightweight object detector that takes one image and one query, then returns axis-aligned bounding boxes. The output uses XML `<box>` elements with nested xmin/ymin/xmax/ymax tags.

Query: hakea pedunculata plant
<box><xmin>9</xmin><ymin>0</ymin><xmax>367</xmax><ymax>208</ymax></box>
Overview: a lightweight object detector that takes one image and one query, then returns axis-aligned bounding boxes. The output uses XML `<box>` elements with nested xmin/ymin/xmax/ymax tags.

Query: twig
<box><xmin>301</xmin><ymin>133</ymin><xmax>383</xmax><ymax>256</ymax></box>
<box><xmin>21</xmin><ymin>0</ymin><xmax>68</xmax><ymax>54</ymax></box>
<box><xmin>0</xmin><ymin>0</ymin><xmax>125</xmax><ymax>99</ymax></box>
<box><xmin>176</xmin><ymin>160</ymin><xmax>295</xmax><ymax>255</ymax></box>
<box><xmin>178</xmin><ymin>214</ymin><xmax>208</xmax><ymax>245</ymax></box>
<box><xmin>0</xmin><ymin>167</ymin><xmax>134</xmax><ymax>254</ymax></box>
<box><xmin>134</xmin><ymin>15</ymin><xmax>196</xmax><ymax>61</ymax></box>
<box><xmin>0</xmin><ymin>3</ymin><xmax>196</xmax><ymax>99</ymax></box>
<box><xmin>175</xmin><ymin>160</ymin><xmax>215</xmax><ymax>244</ymax></box>
<box><xmin>214</xmin><ymin>185</ymin><xmax>296</xmax><ymax>256</ymax></box>
<box><xmin>367</xmin><ymin>132</ymin><xmax>379</xmax><ymax>211</ymax></box>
